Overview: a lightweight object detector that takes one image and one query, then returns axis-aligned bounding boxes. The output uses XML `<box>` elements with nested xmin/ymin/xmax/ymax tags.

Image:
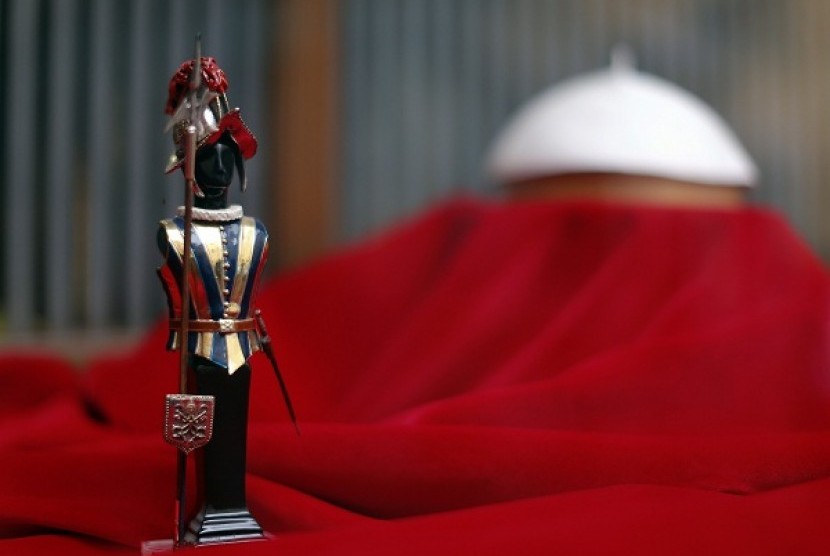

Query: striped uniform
<box><xmin>157</xmin><ymin>214</ymin><xmax>269</xmax><ymax>374</ymax></box>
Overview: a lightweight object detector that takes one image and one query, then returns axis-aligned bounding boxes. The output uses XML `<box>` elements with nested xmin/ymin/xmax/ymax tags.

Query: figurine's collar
<box><xmin>176</xmin><ymin>204</ymin><xmax>244</xmax><ymax>222</ymax></box>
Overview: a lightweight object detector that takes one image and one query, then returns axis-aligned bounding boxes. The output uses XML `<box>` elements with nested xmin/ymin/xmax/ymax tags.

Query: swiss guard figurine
<box><xmin>154</xmin><ymin>38</ymin><xmax>297</xmax><ymax>548</ymax></box>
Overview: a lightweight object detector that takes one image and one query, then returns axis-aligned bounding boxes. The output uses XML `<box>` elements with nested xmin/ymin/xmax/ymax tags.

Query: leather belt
<box><xmin>169</xmin><ymin>318</ymin><xmax>258</xmax><ymax>334</ymax></box>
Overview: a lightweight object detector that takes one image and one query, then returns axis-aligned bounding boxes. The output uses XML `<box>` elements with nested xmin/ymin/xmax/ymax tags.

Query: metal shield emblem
<box><xmin>163</xmin><ymin>394</ymin><xmax>215</xmax><ymax>453</ymax></box>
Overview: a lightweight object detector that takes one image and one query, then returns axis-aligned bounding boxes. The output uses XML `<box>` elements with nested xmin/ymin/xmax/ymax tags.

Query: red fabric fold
<box><xmin>3</xmin><ymin>198</ymin><xmax>830</xmax><ymax>554</ymax></box>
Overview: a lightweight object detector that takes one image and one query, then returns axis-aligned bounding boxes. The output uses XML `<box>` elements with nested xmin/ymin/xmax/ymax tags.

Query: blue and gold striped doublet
<box><xmin>157</xmin><ymin>215</ymin><xmax>269</xmax><ymax>373</ymax></box>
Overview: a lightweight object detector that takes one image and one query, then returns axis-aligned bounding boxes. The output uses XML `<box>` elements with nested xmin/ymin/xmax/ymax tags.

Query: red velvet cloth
<box><xmin>3</xmin><ymin>198</ymin><xmax>830</xmax><ymax>555</ymax></box>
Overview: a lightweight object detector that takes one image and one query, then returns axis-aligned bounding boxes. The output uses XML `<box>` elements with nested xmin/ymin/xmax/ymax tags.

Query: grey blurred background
<box><xmin>1</xmin><ymin>0</ymin><xmax>829</xmax><ymax>351</ymax></box>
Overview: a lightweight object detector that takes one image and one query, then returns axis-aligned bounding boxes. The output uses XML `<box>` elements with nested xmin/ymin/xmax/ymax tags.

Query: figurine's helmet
<box><xmin>164</xmin><ymin>57</ymin><xmax>257</xmax><ymax>186</ymax></box>
<box><xmin>486</xmin><ymin>59</ymin><xmax>758</xmax><ymax>188</ymax></box>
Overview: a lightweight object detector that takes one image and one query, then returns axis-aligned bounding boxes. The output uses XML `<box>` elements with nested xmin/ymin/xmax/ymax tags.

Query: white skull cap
<box><xmin>487</xmin><ymin>48</ymin><xmax>758</xmax><ymax>187</ymax></box>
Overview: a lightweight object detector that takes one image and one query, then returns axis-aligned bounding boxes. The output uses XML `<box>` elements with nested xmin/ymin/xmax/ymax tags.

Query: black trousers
<box><xmin>186</xmin><ymin>357</ymin><xmax>263</xmax><ymax>543</ymax></box>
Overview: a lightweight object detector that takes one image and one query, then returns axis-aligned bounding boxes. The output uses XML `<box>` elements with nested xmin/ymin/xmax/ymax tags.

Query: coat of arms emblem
<box><xmin>163</xmin><ymin>394</ymin><xmax>215</xmax><ymax>454</ymax></box>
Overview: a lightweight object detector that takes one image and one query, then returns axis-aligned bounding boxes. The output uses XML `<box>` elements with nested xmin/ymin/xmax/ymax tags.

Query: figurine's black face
<box><xmin>194</xmin><ymin>134</ymin><xmax>239</xmax><ymax>209</ymax></box>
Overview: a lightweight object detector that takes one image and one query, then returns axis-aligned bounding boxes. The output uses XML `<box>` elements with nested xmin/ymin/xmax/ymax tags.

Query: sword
<box><xmin>162</xmin><ymin>34</ymin><xmax>216</xmax><ymax>546</ymax></box>
<box><xmin>255</xmin><ymin>309</ymin><xmax>300</xmax><ymax>435</ymax></box>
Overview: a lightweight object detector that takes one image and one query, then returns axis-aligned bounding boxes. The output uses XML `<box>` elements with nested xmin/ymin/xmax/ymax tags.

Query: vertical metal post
<box><xmin>6</xmin><ymin>0</ymin><xmax>39</xmax><ymax>331</ymax></box>
<box><xmin>87</xmin><ymin>0</ymin><xmax>116</xmax><ymax>328</ymax></box>
<box><xmin>125</xmin><ymin>0</ymin><xmax>153</xmax><ymax>327</ymax></box>
<box><xmin>46</xmin><ymin>0</ymin><xmax>78</xmax><ymax>330</ymax></box>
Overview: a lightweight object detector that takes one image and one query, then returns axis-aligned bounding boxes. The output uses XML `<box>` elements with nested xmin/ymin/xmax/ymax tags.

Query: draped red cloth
<box><xmin>3</xmin><ymin>198</ymin><xmax>830</xmax><ymax>555</ymax></box>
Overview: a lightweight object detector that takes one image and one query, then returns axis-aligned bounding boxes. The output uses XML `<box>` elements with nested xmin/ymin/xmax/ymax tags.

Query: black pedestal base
<box><xmin>185</xmin><ymin>507</ymin><xmax>264</xmax><ymax>544</ymax></box>
<box><xmin>140</xmin><ymin>505</ymin><xmax>268</xmax><ymax>552</ymax></box>
<box><xmin>141</xmin><ymin>532</ymin><xmax>269</xmax><ymax>554</ymax></box>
